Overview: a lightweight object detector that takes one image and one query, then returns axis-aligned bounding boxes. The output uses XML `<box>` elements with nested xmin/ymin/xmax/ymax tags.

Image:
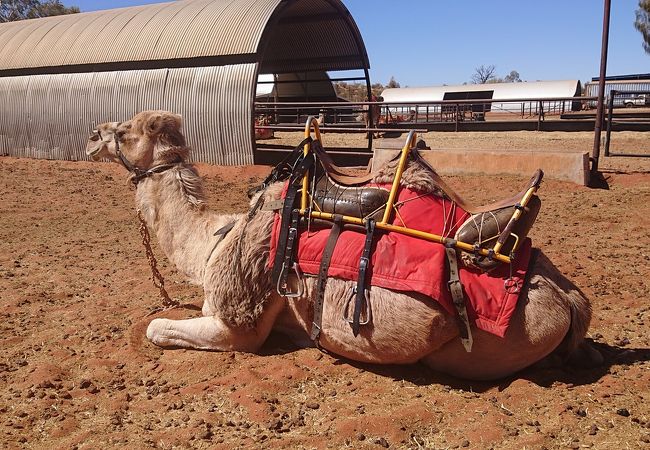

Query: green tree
<box><xmin>0</xmin><ymin>0</ymin><xmax>79</xmax><ymax>22</ymax></box>
<box><xmin>503</xmin><ymin>70</ymin><xmax>522</xmax><ymax>83</ymax></box>
<box><xmin>636</xmin><ymin>0</ymin><xmax>650</xmax><ymax>54</ymax></box>
<box><xmin>386</xmin><ymin>76</ymin><xmax>400</xmax><ymax>89</ymax></box>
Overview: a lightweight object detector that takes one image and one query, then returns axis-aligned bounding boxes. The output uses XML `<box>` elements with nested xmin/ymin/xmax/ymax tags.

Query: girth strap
<box><xmin>310</xmin><ymin>214</ymin><xmax>344</xmax><ymax>341</ymax></box>
<box><xmin>271</xmin><ymin>152</ymin><xmax>314</xmax><ymax>296</ymax></box>
<box><xmin>445</xmin><ymin>246</ymin><xmax>473</xmax><ymax>352</ymax></box>
<box><xmin>350</xmin><ymin>219</ymin><xmax>376</xmax><ymax>336</ymax></box>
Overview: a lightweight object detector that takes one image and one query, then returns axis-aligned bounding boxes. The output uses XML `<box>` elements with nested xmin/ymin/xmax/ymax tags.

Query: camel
<box><xmin>355</xmin><ymin>95</ymin><xmax>383</xmax><ymax>138</ymax></box>
<box><xmin>85</xmin><ymin>110</ymin><xmax>600</xmax><ymax>380</ymax></box>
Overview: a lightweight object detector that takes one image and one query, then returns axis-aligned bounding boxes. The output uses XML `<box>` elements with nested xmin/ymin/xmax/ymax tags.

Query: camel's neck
<box><xmin>134</xmin><ymin>165</ymin><xmax>240</xmax><ymax>285</ymax></box>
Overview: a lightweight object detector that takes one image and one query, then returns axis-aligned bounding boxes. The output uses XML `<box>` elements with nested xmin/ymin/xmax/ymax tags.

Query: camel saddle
<box><xmin>263</xmin><ymin>138</ymin><xmax>542</xmax><ymax>347</ymax></box>
<box><xmin>305</xmin><ymin>141</ymin><xmax>542</xmax><ymax>270</ymax></box>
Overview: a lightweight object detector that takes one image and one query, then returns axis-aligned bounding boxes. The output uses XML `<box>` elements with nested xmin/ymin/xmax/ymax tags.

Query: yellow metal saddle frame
<box><xmin>297</xmin><ymin>116</ymin><xmax>541</xmax><ymax>265</ymax></box>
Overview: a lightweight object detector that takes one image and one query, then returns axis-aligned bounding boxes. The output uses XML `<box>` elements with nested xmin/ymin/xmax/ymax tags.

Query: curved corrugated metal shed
<box><xmin>0</xmin><ymin>0</ymin><xmax>370</xmax><ymax>164</ymax></box>
<box><xmin>381</xmin><ymin>80</ymin><xmax>582</xmax><ymax>114</ymax></box>
<box><xmin>381</xmin><ymin>80</ymin><xmax>581</xmax><ymax>102</ymax></box>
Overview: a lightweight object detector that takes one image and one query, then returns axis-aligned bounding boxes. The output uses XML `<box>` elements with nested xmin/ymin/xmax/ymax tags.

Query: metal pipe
<box><xmin>256</xmin><ymin>76</ymin><xmax>367</xmax><ymax>84</ymax></box>
<box><xmin>604</xmin><ymin>90</ymin><xmax>616</xmax><ymax>156</ymax></box>
<box><xmin>380</xmin><ymin>131</ymin><xmax>417</xmax><ymax>224</ymax></box>
<box><xmin>364</xmin><ymin>67</ymin><xmax>373</xmax><ymax>151</ymax></box>
<box><xmin>591</xmin><ymin>0</ymin><xmax>611</xmax><ymax>175</ymax></box>
<box><xmin>254</xmin><ymin>96</ymin><xmax>599</xmax><ymax>107</ymax></box>
<box><xmin>255</xmin><ymin>125</ymin><xmax>427</xmax><ymax>133</ymax></box>
<box><xmin>307</xmin><ymin>210</ymin><xmax>512</xmax><ymax>264</ymax></box>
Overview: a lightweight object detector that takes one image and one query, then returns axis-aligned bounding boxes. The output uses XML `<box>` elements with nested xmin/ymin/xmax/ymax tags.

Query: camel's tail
<box><xmin>555</xmin><ymin>282</ymin><xmax>604</xmax><ymax>367</ymax></box>
<box><xmin>561</xmin><ymin>288</ymin><xmax>592</xmax><ymax>355</ymax></box>
<box><xmin>532</xmin><ymin>250</ymin><xmax>600</xmax><ymax>366</ymax></box>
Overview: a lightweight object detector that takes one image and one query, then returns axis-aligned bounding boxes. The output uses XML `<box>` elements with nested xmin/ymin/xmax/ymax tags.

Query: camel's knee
<box><xmin>202</xmin><ymin>301</ymin><xmax>214</xmax><ymax>317</ymax></box>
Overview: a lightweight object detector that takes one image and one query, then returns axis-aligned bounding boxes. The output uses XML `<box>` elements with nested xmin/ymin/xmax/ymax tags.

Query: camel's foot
<box><xmin>146</xmin><ymin>315</ymin><xmax>272</xmax><ymax>353</ymax></box>
<box><xmin>565</xmin><ymin>340</ymin><xmax>604</xmax><ymax>369</ymax></box>
<box><xmin>533</xmin><ymin>340</ymin><xmax>604</xmax><ymax>371</ymax></box>
<box><xmin>147</xmin><ymin>317</ymin><xmax>223</xmax><ymax>350</ymax></box>
<box><xmin>146</xmin><ymin>296</ymin><xmax>283</xmax><ymax>352</ymax></box>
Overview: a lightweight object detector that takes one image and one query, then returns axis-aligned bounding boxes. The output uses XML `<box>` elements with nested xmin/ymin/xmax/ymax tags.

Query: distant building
<box><xmin>381</xmin><ymin>80</ymin><xmax>582</xmax><ymax>116</ymax></box>
<box><xmin>584</xmin><ymin>74</ymin><xmax>650</xmax><ymax>108</ymax></box>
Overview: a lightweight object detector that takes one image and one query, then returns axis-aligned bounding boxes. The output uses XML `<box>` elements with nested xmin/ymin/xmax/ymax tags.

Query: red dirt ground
<box><xmin>0</xmin><ymin>137</ymin><xmax>649</xmax><ymax>449</ymax></box>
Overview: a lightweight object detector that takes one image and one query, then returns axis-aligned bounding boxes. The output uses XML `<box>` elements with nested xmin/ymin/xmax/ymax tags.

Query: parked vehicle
<box><xmin>623</xmin><ymin>94</ymin><xmax>648</xmax><ymax>107</ymax></box>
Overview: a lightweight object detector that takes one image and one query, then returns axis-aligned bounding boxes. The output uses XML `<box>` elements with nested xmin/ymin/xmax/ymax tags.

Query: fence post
<box><xmin>604</xmin><ymin>90</ymin><xmax>616</xmax><ymax>157</ymax></box>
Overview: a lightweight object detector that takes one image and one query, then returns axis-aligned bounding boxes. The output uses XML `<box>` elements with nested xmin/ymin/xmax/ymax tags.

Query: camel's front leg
<box><xmin>146</xmin><ymin>296</ymin><xmax>283</xmax><ymax>352</ymax></box>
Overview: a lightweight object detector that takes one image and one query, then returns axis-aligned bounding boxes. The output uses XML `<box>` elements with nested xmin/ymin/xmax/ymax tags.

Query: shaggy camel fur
<box><xmin>85</xmin><ymin>110</ymin><xmax>600</xmax><ymax>380</ymax></box>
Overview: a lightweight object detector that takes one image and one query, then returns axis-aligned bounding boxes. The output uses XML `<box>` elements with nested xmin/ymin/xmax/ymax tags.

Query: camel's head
<box><xmin>85</xmin><ymin>110</ymin><xmax>187</xmax><ymax>171</ymax></box>
<box><xmin>86</xmin><ymin>121</ymin><xmax>120</xmax><ymax>161</ymax></box>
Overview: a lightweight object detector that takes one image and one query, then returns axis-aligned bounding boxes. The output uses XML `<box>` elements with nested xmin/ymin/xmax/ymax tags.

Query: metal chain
<box><xmin>136</xmin><ymin>209</ymin><xmax>179</xmax><ymax>310</ymax></box>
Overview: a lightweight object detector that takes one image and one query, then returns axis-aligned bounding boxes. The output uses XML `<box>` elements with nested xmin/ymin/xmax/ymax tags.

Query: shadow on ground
<box><xmin>260</xmin><ymin>334</ymin><xmax>649</xmax><ymax>392</ymax></box>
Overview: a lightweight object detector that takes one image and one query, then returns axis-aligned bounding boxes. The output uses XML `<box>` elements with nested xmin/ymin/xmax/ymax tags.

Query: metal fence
<box><xmin>604</xmin><ymin>90</ymin><xmax>650</xmax><ymax>158</ymax></box>
<box><xmin>254</xmin><ymin>96</ymin><xmax>596</xmax><ymax>132</ymax></box>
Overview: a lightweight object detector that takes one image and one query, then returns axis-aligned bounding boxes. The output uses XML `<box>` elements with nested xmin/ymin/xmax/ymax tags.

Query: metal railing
<box><xmin>254</xmin><ymin>96</ymin><xmax>598</xmax><ymax>132</ymax></box>
<box><xmin>604</xmin><ymin>90</ymin><xmax>650</xmax><ymax>157</ymax></box>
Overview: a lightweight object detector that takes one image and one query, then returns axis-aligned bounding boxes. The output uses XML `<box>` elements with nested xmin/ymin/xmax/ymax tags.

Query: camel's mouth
<box><xmin>86</xmin><ymin>131</ymin><xmax>108</xmax><ymax>160</ymax></box>
<box><xmin>85</xmin><ymin>144</ymin><xmax>104</xmax><ymax>160</ymax></box>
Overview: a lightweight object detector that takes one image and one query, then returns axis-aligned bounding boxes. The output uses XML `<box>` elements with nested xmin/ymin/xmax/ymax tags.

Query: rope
<box><xmin>136</xmin><ymin>210</ymin><xmax>179</xmax><ymax>311</ymax></box>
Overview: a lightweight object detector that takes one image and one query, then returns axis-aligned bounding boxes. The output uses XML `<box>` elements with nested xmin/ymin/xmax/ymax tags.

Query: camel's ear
<box><xmin>145</xmin><ymin>112</ymin><xmax>182</xmax><ymax>136</ymax></box>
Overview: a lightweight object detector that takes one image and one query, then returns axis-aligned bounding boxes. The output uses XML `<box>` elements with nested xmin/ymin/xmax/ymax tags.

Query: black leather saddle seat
<box><xmin>310</xmin><ymin>147</ymin><xmax>388</xmax><ymax>220</ymax></box>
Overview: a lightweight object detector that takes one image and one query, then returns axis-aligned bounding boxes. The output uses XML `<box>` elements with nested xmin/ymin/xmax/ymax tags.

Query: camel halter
<box><xmin>108</xmin><ymin>127</ymin><xmax>183</xmax><ymax>313</ymax></box>
<box><xmin>112</xmin><ymin>130</ymin><xmax>181</xmax><ymax>186</ymax></box>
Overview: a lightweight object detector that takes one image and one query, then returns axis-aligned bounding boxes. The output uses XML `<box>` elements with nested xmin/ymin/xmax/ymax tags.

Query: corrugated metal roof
<box><xmin>0</xmin><ymin>0</ymin><xmax>283</xmax><ymax>71</ymax></box>
<box><xmin>0</xmin><ymin>0</ymin><xmax>369</xmax><ymax>75</ymax></box>
<box><xmin>259</xmin><ymin>0</ymin><xmax>368</xmax><ymax>73</ymax></box>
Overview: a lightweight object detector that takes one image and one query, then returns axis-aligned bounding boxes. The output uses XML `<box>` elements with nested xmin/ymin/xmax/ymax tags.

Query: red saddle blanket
<box><xmin>268</xmin><ymin>184</ymin><xmax>533</xmax><ymax>338</ymax></box>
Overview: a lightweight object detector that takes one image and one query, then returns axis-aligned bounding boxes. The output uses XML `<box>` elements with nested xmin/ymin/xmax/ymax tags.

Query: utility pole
<box><xmin>591</xmin><ymin>0</ymin><xmax>611</xmax><ymax>178</ymax></box>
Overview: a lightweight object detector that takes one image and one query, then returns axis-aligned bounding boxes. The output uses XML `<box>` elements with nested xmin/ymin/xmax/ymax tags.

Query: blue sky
<box><xmin>64</xmin><ymin>0</ymin><xmax>649</xmax><ymax>87</ymax></box>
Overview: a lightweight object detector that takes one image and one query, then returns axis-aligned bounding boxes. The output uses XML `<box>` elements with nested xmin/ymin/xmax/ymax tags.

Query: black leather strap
<box><xmin>277</xmin><ymin>211</ymin><xmax>300</xmax><ymax>294</ymax></box>
<box><xmin>351</xmin><ymin>219</ymin><xmax>376</xmax><ymax>336</ymax></box>
<box><xmin>271</xmin><ymin>153</ymin><xmax>314</xmax><ymax>294</ymax></box>
<box><xmin>247</xmin><ymin>136</ymin><xmax>313</xmax><ymax>198</ymax></box>
<box><xmin>310</xmin><ymin>214</ymin><xmax>344</xmax><ymax>341</ymax></box>
<box><xmin>445</xmin><ymin>246</ymin><xmax>473</xmax><ymax>352</ymax></box>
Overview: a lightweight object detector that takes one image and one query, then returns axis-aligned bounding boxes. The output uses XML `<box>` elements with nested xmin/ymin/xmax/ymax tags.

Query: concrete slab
<box><xmin>372</xmin><ymin>146</ymin><xmax>590</xmax><ymax>185</ymax></box>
